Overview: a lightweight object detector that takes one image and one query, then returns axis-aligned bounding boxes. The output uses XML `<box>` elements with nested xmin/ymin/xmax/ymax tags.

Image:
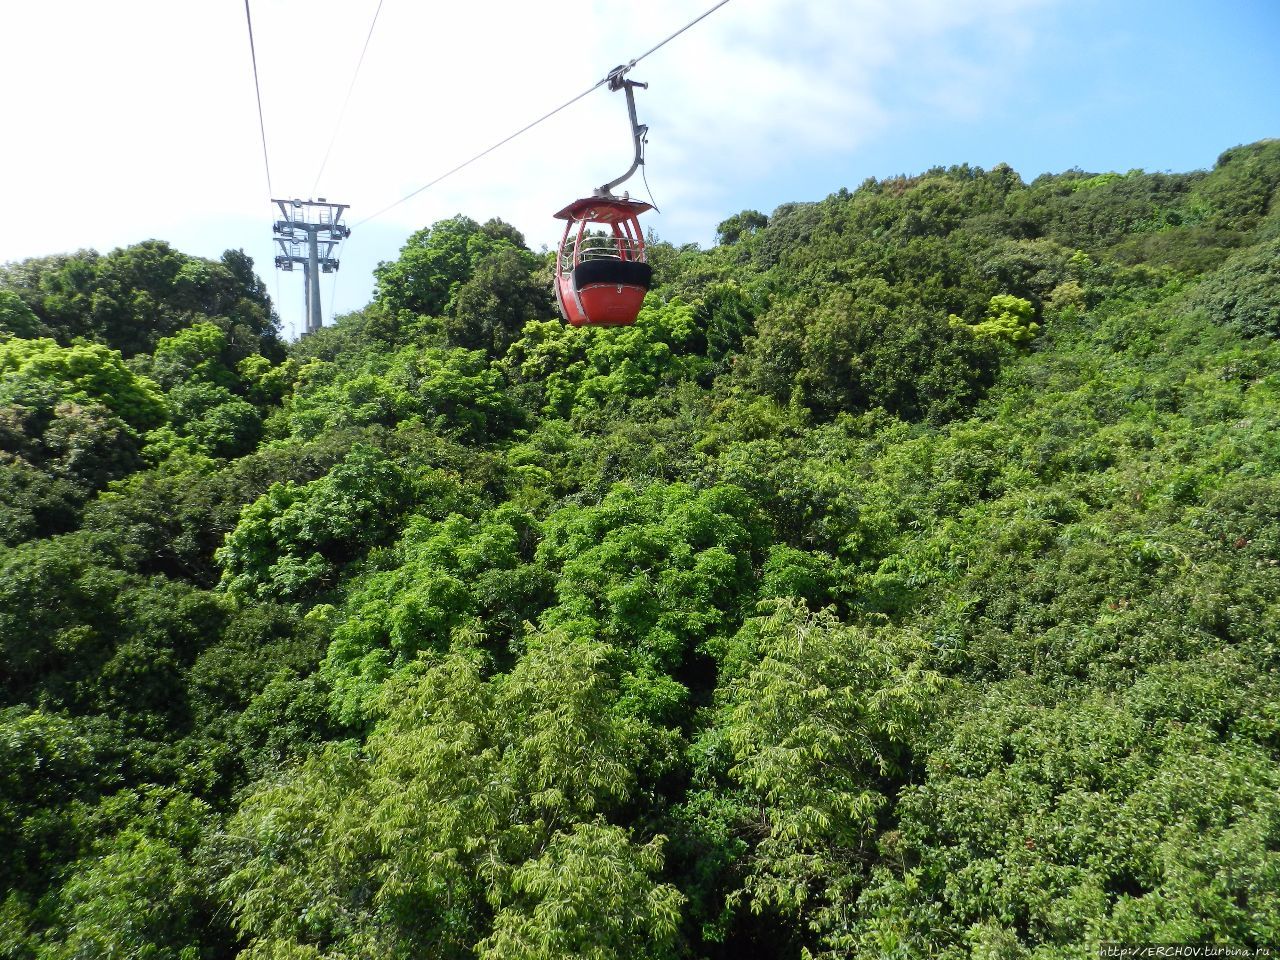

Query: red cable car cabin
<box><xmin>553</xmin><ymin>197</ymin><xmax>653</xmax><ymax>327</ymax></box>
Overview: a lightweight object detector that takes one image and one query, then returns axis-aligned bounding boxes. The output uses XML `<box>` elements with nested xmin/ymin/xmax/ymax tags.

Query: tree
<box><xmin>286</xmin><ymin>344</ymin><xmax>520</xmax><ymax>443</ymax></box>
<box><xmin>745</xmin><ymin>284</ymin><xmax>997</xmax><ymax>422</ymax></box>
<box><xmin>537</xmin><ymin>481</ymin><xmax>767</xmax><ymax>726</ymax></box>
<box><xmin>503</xmin><ymin>301</ymin><xmax>709</xmax><ymax>420</ymax></box>
<box><xmin>374</xmin><ymin>215</ymin><xmax>536</xmax><ymax>327</ymax></box>
<box><xmin>216</xmin><ymin>446</ymin><xmax>412</xmax><ymax>603</ymax></box>
<box><xmin>1194</xmin><ymin>139</ymin><xmax>1280</xmax><ymax>231</ymax></box>
<box><xmin>950</xmin><ymin>293</ymin><xmax>1040</xmax><ymax>345</ymax></box>
<box><xmin>716</xmin><ymin>209</ymin><xmax>768</xmax><ymax>245</ymax></box>
<box><xmin>149</xmin><ymin>321</ymin><xmax>241</xmax><ymax>390</ymax></box>
<box><xmin>40</xmin><ymin>788</ymin><xmax>221</xmax><ymax>960</ymax></box>
<box><xmin>0</xmin><ymin>709</ymin><xmax>98</xmax><ymax>893</ymax></box>
<box><xmin>224</xmin><ymin>631</ymin><xmax>662</xmax><ymax>958</ymax></box>
<box><xmin>0</xmin><ymin>459</ymin><xmax>80</xmax><ymax>545</ymax></box>
<box><xmin>1191</xmin><ymin>237</ymin><xmax>1280</xmax><ymax>337</ymax></box>
<box><xmin>0</xmin><ymin>243</ymin><xmax>279</xmax><ymax>357</ymax></box>
<box><xmin>698</xmin><ymin>601</ymin><xmax>943</xmax><ymax>957</ymax></box>
<box><xmin>478</xmin><ymin>823</ymin><xmax>684</xmax><ymax>960</ymax></box>
<box><xmin>323</xmin><ymin>506</ymin><xmax>548</xmax><ymax>723</ymax></box>
<box><xmin>0</xmin><ymin>291</ymin><xmax>43</xmax><ymax>339</ymax></box>
<box><xmin>449</xmin><ymin>246</ymin><xmax>553</xmax><ymax>356</ymax></box>
<box><xmin>0</xmin><ymin>338</ymin><xmax>166</xmax><ymax>431</ymax></box>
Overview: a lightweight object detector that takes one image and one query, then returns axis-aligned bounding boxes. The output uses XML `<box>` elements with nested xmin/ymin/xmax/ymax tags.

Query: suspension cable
<box><xmin>243</xmin><ymin>0</ymin><xmax>287</xmax><ymax>336</ymax></box>
<box><xmin>620</xmin><ymin>0</ymin><xmax>733</xmax><ymax>75</ymax></box>
<box><xmin>243</xmin><ymin>0</ymin><xmax>273</xmax><ymax>198</ymax></box>
<box><xmin>311</xmin><ymin>0</ymin><xmax>386</xmax><ymax>198</ymax></box>
<box><xmin>353</xmin><ymin>81</ymin><xmax>603</xmax><ymax>228</ymax></box>
<box><xmin>352</xmin><ymin>0</ymin><xmax>734</xmax><ymax>229</ymax></box>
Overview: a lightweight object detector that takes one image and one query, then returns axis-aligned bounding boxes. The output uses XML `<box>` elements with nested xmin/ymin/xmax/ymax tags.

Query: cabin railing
<box><xmin>563</xmin><ymin>235</ymin><xmax>645</xmax><ymax>270</ymax></box>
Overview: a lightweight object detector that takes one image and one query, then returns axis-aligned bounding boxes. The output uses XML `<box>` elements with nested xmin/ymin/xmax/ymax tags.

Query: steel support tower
<box><xmin>272</xmin><ymin>198</ymin><xmax>350</xmax><ymax>335</ymax></box>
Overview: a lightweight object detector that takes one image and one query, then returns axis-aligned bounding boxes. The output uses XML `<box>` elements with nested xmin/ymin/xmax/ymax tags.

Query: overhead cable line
<box><xmin>311</xmin><ymin>0</ymin><xmax>386</xmax><ymax>198</ymax></box>
<box><xmin>641</xmin><ymin>142</ymin><xmax>661</xmax><ymax>212</ymax></box>
<box><xmin>243</xmin><ymin>0</ymin><xmax>273</xmax><ymax>198</ymax></box>
<box><xmin>353</xmin><ymin>82</ymin><xmax>602</xmax><ymax>228</ymax></box>
<box><xmin>621</xmin><ymin>0</ymin><xmax>733</xmax><ymax>74</ymax></box>
<box><xmin>307</xmin><ymin>0</ymin><xmax>384</xmax><ymax>336</ymax></box>
<box><xmin>241</xmin><ymin>0</ymin><xmax>289</xmax><ymax>334</ymax></box>
<box><xmin>353</xmin><ymin>0</ymin><xmax>734</xmax><ymax>229</ymax></box>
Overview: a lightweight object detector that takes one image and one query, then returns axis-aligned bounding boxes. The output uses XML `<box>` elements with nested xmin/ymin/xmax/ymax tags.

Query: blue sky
<box><xmin>724</xmin><ymin>0</ymin><xmax>1280</xmax><ymax>220</ymax></box>
<box><xmin>1</xmin><ymin>0</ymin><xmax>1276</xmax><ymax>340</ymax></box>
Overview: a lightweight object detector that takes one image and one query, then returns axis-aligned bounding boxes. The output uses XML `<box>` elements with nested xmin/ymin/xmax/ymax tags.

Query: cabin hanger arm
<box><xmin>594</xmin><ymin>66</ymin><xmax>649</xmax><ymax>198</ymax></box>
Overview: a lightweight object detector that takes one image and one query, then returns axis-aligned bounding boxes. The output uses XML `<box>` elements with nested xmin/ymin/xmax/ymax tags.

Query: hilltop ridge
<box><xmin>2</xmin><ymin>142</ymin><xmax>1278</xmax><ymax>958</ymax></box>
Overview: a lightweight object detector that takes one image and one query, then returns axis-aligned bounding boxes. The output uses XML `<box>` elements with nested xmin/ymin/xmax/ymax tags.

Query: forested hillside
<box><xmin>2</xmin><ymin>141</ymin><xmax>1279</xmax><ymax>959</ymax></box>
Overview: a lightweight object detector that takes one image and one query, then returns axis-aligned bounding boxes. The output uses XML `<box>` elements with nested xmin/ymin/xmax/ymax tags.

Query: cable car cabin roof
<box><xmin>553</xmin><ymin>197</ymin><xmax>653</xmax><ymax>223</ymax></box>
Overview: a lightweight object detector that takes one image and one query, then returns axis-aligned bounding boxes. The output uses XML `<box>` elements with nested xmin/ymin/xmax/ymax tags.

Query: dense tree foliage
<box><xmin>373</xmin><ymin>215</ymin><xmax>553</xmax><ymax>357</ymax></box>
<box><xmin>0</xmin><ymin>242</ymin><xmax>278</xmax><ymax>359</ymax></box>
<box><xmin>2</xmin><ymin>140</ymin><xmax>1278</xmax><ymax>958</ymax></box>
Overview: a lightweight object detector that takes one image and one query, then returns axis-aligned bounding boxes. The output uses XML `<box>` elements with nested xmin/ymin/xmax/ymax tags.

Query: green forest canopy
<box><xmin>1</xmin><ymin>140</ymin><xmax>1279</xmax><ymax>959</ymax></box>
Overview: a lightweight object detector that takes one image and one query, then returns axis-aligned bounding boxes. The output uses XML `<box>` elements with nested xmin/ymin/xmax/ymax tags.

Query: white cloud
<box><xmin>0</xmin><ymin>0</ymin><xmax>1053</xmax><ymax>337</ymax></box>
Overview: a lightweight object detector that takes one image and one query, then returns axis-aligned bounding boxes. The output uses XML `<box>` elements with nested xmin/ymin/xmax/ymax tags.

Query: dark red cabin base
<box><xmin>564</xmin><ymin>281</ymin><xmax>649</xmax><ymax>327</ymax></box>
